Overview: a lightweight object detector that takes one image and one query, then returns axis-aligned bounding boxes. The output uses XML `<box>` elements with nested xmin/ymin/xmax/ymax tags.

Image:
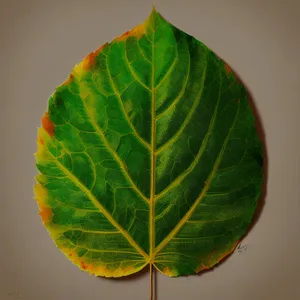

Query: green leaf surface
<box><xmin>34</xmin><ymin>8</ymin><xmax>264</xmax><ymax>278</ymax></box>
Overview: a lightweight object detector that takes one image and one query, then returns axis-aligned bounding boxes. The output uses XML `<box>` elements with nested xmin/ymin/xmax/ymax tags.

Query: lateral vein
<box><xmin>79</xmin><ymin>91</ymin><xmax>150</xmax><ymax>204</ymax></box>
<box><xmin>156</xmin><ymin>56</ymin><xmax>208</xmax><ymax>155</ymax></box>
<box><xmin>155</xmin><ymin>66</ymin><xmax>222</xmax><ymax>201</ymax></box>
<box><xmin>105</xmin><ymin>47</ymin><xmax>152</xmax><ymax>151</ymax></box>
<box><xmin>156</xmin><ymin>47</ymin><xmax>191</xmax><ymax>120</ymax></box>
<box><xmin>155</xmin><ymin>56</ymin><xmax>178</xmax><ymax>89</ymax></box>
<box><xmin>154</xmin><ymin>93</ymin><xmax>241</xmax><ymax>256</ymax></box>
<box><xmin>124</xmin><ymin>40</ymin><xmax>151</xmax><ymax>91</ymax></box>
<box><xmin>46</xmin><ymin>145</ymin><xmax>149</xmax><ymax>260</ymax></box>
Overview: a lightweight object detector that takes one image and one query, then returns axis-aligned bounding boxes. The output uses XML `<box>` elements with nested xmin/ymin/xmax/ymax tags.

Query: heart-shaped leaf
<box><xmin>34</xmin><ymin>8</ymin><xmax>264</xmax><ymax>278</ymax></box>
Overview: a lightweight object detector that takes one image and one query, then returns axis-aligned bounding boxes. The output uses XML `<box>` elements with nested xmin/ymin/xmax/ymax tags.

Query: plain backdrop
<box><xmin>1</xmin><ymin>0</ymin><xmax>299</xmax><ymax>299</ymax></box>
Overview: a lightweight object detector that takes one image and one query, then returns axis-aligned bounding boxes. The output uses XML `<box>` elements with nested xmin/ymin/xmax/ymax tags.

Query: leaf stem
<box><xmin>150</xmin><ymin>263</ymin><xmax>153</xmax><ymax>300</ymax></box>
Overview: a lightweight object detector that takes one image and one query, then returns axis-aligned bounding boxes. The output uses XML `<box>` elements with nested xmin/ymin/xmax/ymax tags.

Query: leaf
<box><xmin>34</xmin><ymin>8</ymin><xmax>264</xmax><ymax>278</ymax></box>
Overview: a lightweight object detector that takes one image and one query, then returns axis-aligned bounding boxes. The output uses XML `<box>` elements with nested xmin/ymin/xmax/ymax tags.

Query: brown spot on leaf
<box><xmin>38</xmin><ymin>136</ymin><xmax>44</xmax><ymax>145</ymax></box>
<box><xmin>223</xmin><ymin>61</ymin><xmax>244</xmax><ymax>86</ymax></box>
<box><xmin>224</xmin><ymin>62</ymin><xmax>232</xmax><ymax>75</ymax></box>
<box><xmin>163</xmin><ymin>266</ymin><xmax>171</xmax><ymax>275</ymax></box>
<box><xmin>63</xmin><ymin>73</ymin><xmax>74</xmax><ymax>86</ymax></box>
<box><xmin>41</xmin><ymin>112</ymin><xmax>55</xmax><ymax>137</ymax></box>
<box><xmin>81</xmin><ymin>261</ymin><xmax>88</xmax><ymax>270</ymax></box>
<box><xmin>82</xmin><ymin>52</ymin><xmax>96</xmax><ymax>70</ymax></box>
<box><xmin>81</xmin><ymin>43</ymin><xmax>108</xmax><ymax>71</ymax></box>
<box><xmin>39</xmin><ymin>206</ymin><xmax>53</xmax><ymax>223</ymax></box>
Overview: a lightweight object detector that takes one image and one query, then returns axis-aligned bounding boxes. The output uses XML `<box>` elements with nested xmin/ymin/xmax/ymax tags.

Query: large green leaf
<box><xmin>34</xmin><ymin>8</ymin><xmax>264</xmax><ymax>278</ymax></box>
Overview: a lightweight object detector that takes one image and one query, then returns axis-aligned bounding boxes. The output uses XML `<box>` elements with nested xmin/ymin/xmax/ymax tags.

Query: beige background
<box><xmin>1</xmin><ymin>0</ymin><xmax>299</xmax><ymax>299</ymax></box>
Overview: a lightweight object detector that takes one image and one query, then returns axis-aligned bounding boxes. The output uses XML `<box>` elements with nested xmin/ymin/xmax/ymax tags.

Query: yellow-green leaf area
<box><xmin>34</xmin><ymin>8</ymin><xmax>264</xmax><ymax>278</ymax></box>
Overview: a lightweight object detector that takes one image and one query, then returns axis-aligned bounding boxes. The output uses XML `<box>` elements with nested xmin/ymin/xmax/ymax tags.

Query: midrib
<box><xmin>149</xmin><ymin>24</ymin><xmax>156</xmax><ymax>263</ymax></box>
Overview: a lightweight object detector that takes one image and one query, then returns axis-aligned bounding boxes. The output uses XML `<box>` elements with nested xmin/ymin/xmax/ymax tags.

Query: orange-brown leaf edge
<box><xmin>41</xmin><ymin>112</ymin><xmax>55</xmax><ymax>137</ymax></box>
<box><xmin>39</xmin><ymin>206</ymin><xmax>53</xmax><ymax>223</ymax></box>
<box><xmin>224</xmin><ymin>62</ymin><xmax>232</xmax><ymax>74</ymax></box>
<box><xmin>80</xmin><ymin>261</ymin><xmax>89</xmax><ymax>270</ymax></box>
<box><xmin>114</xmin><ymin>23</ymin><xmax>145</xmax><ymax>42</ymax></box>
<box><xmin>38</xmin><ymin>136</ymin><xmax>44</xmax><ymax>145</ymax></box>
<box><xmin>82</xmin><ymin>42</ymin><xmax>108</xmax><ymax>71</ymax></box>
<box><xmin>63</xmin><ymin>73</ymin><xmax>74</xmax><ymax>86</ymax></box>
<box><xmin>196</xmin><ymin>240</ymin><xmax>240</xmax><ymax>274</ymax></box>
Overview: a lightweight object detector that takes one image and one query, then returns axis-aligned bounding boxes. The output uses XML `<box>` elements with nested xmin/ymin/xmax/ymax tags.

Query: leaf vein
<box><xmin>79</xmin><ymin>94</ymin><xmax>149</xmax><ymax>204</ymax></box>
<box><xmin>64</xmin><ymin>228</ymin><xmax>121</xmax><ymax>234</ymax></box>
<box><xmin>155</xmin><ymin>69</ymin><xmax>221</xmax><ymax>200</ymax></box>
<box><xmin>105</xmin><ymin>45</ymin><xmax>152</xmax><ymax>150</ymax></box>
<box><xmin>137</xmin><ymin>39</ymin><xmax>152</xmax><ymax>63</ymax></box>
<box><xmin>156</xmin><ymin>54</ymin><xmax>208</xmax><ymax>154</ymax></box>
<box><xmin>155</xmin><ymin>56</ymin><xmax>179</xmax><ymax>89</ymax></box>
<box><xmin>124</xmin><ymin>40</ymin><xmax>151</xmax><ymax>91</ymax></box>
<box><xmin>149</xmin><ymin>15</ymin><xmax>156</xmax><ymax>263</ymax></box>
<box><xmin>54</xmin><ymin>198</ymin><xmax>99</xmax><ymax>212</ymax></box>
<box><xmin>156</xmin><ymin>46</ymin><xmax>191</xmax><ymax>120</ymax></box>
<box><xmin>45</xmin><ymin>143</ymin><xmax>149</xmax><ymax>260</ymax></box>
<box><xmin>154</xmin><ymin>91</ymin><xmax>241</xmax><ymax>256</ymax></box>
